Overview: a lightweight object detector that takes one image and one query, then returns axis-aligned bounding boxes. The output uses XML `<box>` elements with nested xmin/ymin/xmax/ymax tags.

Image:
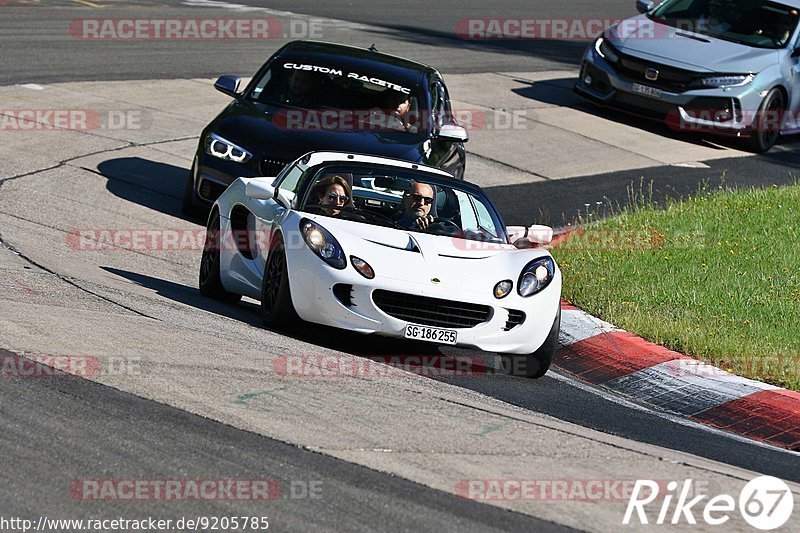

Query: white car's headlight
<box><xmin>698</xmin><ymin>74</ymin><xmax>753</xmax><ymax>88</ymax></box>
<box><xmin>594</xmin><ymin>37</ymin><xmax>619</xmax><ymax>64</ymax></box>
<box><xmin>204</xmin><ymin>133</ymin><xmax>252</xmax><ymax>163</ymax></box>
<box><xmin>300</xmin><ymin>219</ymin><xmax>346</xmax><ymax>270</ymax></box>
<box><xmin>518</xmin><ymin>257</ymin><xmax>555</xmax><ymax>298</ymax></box>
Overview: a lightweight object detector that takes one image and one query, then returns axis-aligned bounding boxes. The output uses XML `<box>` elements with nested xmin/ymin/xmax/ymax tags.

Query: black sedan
<box><xmin>183</xmin><ymin>40</ymin><xmax>469</xmax><ymax>214</ymax></box>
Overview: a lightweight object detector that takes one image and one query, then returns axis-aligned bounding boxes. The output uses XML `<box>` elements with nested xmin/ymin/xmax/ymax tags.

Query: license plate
<box><xmin>404</xmin><ymin>324</ymin><xmax>457</xmax><ymax>345</ymax></box>
<box><xmin>631</xmin><ymin>83</ymin><xmax>662</xmax><ymax>98</ymax></box>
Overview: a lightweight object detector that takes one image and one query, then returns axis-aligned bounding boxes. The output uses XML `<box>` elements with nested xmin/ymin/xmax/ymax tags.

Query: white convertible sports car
<box><xmin>199</xmin><ymin>151</ymin><xmax>562</xmax><ymax>377</ymax></box>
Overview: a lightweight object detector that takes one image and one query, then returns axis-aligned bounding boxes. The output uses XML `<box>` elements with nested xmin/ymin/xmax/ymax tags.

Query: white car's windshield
<box><xmin>649</xmin><ymin>0</ymin><xmax>799</xmax><ymax>48</ymax></box>
<box><xmin>300</xmin><ymin>166</ymin><xmax>506</xmax><ymax>243</ymax></box>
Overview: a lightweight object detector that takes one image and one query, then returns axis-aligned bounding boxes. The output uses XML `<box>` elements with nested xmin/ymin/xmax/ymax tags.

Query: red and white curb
<box><xmin>556</xmin><ymin>299</ymin><xmax>800</xmax><ymax>452</ymax></box>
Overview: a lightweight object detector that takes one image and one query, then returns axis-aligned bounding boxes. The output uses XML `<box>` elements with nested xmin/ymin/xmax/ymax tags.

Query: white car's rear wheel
<box><xmin>260</xmin><ymin>238</ymin><xmax>299</xmax><ymax>328</ymax></box>
<box><xmin>199</xmin><ymin>211</ymin><xmax>241</xmax><ymax>303</ymax></box>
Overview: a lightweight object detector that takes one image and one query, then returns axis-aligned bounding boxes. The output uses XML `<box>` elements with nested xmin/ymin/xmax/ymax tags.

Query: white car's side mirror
<box><xmin>245</xmin><ymin>177</ymin><xmax>277</xmax><ymax>200</ymax></box>
<box><xmin>506</xmin><ymin>225</ymin><xmax>527</xmax><ymax>243</ymax></box>
<box><xmin>528</xmin><ymin>225</ymin><xmax>553</xmax><ymax>245</ymax></box>
<box><xmin>508</xmin><ymin>224</ymin><xmax>553</xmax><ymax>247</ymax></box>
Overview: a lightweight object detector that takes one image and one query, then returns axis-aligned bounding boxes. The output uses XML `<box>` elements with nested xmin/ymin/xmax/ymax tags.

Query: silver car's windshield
<box><xmin>300</xmin><ymin>165</ymin><xmax>506</xmax><ymax>244</ymax></box>
<box><xmin>649</xmin><ymin>0</ymin><xmax>799</xmax><ymax>49</ymax></box>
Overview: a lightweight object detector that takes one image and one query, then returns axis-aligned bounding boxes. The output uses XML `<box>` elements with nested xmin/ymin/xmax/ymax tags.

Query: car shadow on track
<box><xmin>95</xmin><ymin>157</ymin><xmax>205</xmax><ymax>224</ymax></box>
<box><xmin>99</xmin><ymin>266</ymin><xmax>499</xmax><ymax>373</ymax></box>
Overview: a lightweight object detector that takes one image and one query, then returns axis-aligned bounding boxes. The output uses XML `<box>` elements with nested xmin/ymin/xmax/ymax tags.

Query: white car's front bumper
<box><xmin>288</xmin><ymin>245</ymin><xmax>562</xmax><ymax>356</ymax></box>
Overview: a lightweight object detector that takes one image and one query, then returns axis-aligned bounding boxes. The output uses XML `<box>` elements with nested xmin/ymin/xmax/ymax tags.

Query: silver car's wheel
<box><xmin>745</xmin><ymin>88</ymin><xmax>784</xmax><ymax>153</ymax></box>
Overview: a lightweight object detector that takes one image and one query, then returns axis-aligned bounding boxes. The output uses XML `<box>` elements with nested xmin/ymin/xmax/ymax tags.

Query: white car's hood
<box><xmin>309</xmin><ymin>216</ymin><xmax>551</xmax><ymax>295</ymax></box>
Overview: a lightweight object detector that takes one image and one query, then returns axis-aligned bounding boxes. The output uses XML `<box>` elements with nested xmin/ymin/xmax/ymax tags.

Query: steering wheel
<box><xmin>428</xmin><ymin>217</ymin><xmax>463</xmax><ymax>236</ymax></box>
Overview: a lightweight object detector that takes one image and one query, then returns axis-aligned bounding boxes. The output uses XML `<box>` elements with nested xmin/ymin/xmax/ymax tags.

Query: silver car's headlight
<box><xmin>697</xmin><ymin>74</ymin><xmax>753</xmax><ymax>88</ymax></box>
<box><xmin>517</xmin><ymin>257</ymin><xmax>555</xmax><ymax>298</ymax></box>
<box><xmin>204</xmin><ymin>133</ymin><xmax>252</xmax><ymax>163</ymax></box>
<box><xmin>594</xmin><ymin>37</ymin><xmax>619</xmax><ymax>64</ymax></box>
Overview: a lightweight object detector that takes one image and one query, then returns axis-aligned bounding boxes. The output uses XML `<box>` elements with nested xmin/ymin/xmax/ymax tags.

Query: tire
<box><xmin>502</xmin><ymin>307</ymin><xmax>561</xmax><ymax>379</ymax></box>
<box><xmin>744</xmin><ymin>88</ymin><xmax>784</xmax><ymax>153</ymax></box>
<box><xmin>260</xmin><ymin>238</ymin><xmax>300</xmax><ymax>329</ymax></box>
<box><xmin>182</xmin><ymin>161</ymin><xmax>203</xmax><ymax>217</ymax></box>
<box><xmin>199</xmin><ymin>211</ymin><xmax>241</xmax><ymax>303</ymax></box>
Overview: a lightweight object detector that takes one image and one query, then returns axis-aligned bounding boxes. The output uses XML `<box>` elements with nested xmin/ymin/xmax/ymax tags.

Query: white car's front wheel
<box><xmin>199</xmin><ymin>211</ymin><xmax>241</xmax><ymax>303</ymax></box>
<box><xmin>502</xmin><ymin>308</ymin><xmax>560</xmax><ymax>379</ymax></box>
<box><xmin>260</xmin><ymin>237</ymin><xmax>299</xmax><ymax>329</ymax></box>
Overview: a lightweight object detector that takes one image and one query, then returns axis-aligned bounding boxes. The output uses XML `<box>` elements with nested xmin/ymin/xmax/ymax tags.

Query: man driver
<box><xmin>395</xmin><ymin>181</ymin><xmax>436</xmax><ymax>230</ymax></box>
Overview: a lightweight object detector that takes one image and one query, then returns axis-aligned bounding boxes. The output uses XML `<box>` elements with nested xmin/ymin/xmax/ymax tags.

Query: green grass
<box><xmin>552</xmin><ymin>183</ymin><xmax>800</xmax><ymax>391</ymax></box>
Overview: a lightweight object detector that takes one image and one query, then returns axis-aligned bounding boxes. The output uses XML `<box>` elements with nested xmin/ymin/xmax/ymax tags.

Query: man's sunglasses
<box><xmin>407</xmin><ymin>193</ymin><xmax>433</xmax><ymax>205</ymax></box>
<box><xmin>327</xmin><ymin>193</ymin><xmax>349</xmax><ymax>203</ymax></box>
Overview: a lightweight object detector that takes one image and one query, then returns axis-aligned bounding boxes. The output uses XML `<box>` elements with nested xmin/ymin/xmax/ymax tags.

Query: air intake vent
<box><xmin>503</xmin><ymin>309</ymin><xmax>526</xmax><ymax>331</ymax></box>
<box><xmin>198</xmin><ymin>179</ymin><xmax>228</xmax><ymax>202</ymax></box>
<box><xmin>333</xmin><ymin>284</ymin><xmax>354</xmax><ymax>307</ymax></box>
<box><xmin>372</xmin><ymin>290</ymin><xmax>491</xmax><ymax>328</ymax></box>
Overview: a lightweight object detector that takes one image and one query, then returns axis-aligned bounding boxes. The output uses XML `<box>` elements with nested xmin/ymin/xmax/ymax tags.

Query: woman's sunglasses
<box><xmin>327</xmin><ymin>193</ymin><xmax>349</xmax><ymax>203</ymax></box>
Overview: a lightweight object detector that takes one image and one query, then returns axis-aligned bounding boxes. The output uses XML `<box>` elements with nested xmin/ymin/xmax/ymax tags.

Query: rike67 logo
<box><xmin>624</xmin><ymin>476</ymin><xmax>794</xmax><ymax>530</ymax></box>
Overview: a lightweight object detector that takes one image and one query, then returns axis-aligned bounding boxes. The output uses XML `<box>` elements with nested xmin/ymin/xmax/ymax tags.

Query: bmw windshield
<box><xmin>247</xmin><ymin>62</ymin><xmax>426</xmax><ymax>133</ymax></box>
<box><xmin>648</xmin><ymin>0</ymin><xmax>799</xmax><ymax>48</ymax></box>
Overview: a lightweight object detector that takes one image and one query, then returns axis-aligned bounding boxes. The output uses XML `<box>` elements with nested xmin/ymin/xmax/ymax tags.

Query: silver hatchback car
<box><xmin>575</xmin><ymin>0</ymin><xmax>800</xmax><ymax>152</ymax></box>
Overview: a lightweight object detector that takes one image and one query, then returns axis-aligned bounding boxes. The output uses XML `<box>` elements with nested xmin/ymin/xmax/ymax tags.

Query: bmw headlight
<box><xmin>518</xmin><ymin>257</ymin><xmax>555</xmax><ymax>298</ymax></box>
<box><xmin>594</xmin><ymin>37</ymin><xmax>619</xmax><ymax>64</ymax></box>
<box><xmin>697</xmin><ymin>75</ymin><xmax>753</xmax><ymax>88</ymax></box>
<box><xmin>204</xmin><ymin>133</ymin><xmax>252</xmax><ymax>163</ymax></box>
<box><xmin>300</xmin><ymin>219</ymin><xmax>346</xmax><ymax>269</ymax></box>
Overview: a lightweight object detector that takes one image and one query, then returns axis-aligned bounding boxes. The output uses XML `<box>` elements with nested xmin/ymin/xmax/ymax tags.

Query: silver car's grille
<box><xmin>372</xmin><ymin>290</ymin><xmax>492</xmax><ymax>329</ymax></box>
<box><xmin>613</xmin><ymin>92</ymin><xmax>675</xmax><ymax>118</ymax></box>
<box><xmin>614</xmin><ymin>53</ymin><xmax>698</xmax><ymax>93</ymax></box>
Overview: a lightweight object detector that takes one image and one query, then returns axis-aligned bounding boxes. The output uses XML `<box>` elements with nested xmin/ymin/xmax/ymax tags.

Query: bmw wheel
<box><xmin>182</xmin><ymin>160</ymin><xmax>203</xmax><ymax>217</ymax></box>
<box><xmin>745</xmin><ymin>88</ymin><xmax>784</xmax><ymax>153</ymax></box>
<box><xmin>199</xmin><ymin>210</ymin><xmax>242</xmax><ymax>303</ymax></box>
<box><xmin>260</xmin><ymin>237</ymin><xmax>299</xmax><ymax>328</ymax></box>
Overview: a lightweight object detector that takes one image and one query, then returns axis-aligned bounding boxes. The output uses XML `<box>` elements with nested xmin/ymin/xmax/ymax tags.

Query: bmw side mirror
<box><xmin>214</xmin><ymin>75</ymin><xmax>241</xmax><ymax>98</ymax></box>
<box><xmin>635</xmin><ymin>0</ymin><xmax>654</xmax><ymax>13</ymax></box>
<box><xmin>436</xmin><ymin>123</ymin><xmax>469</xmax><ymax>142</ymax></box>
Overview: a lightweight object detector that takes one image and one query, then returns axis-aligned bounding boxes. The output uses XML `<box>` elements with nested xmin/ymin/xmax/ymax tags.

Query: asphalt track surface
<box><xmin>2</xmin><ymin>1</ymin><xmax>800</xmax><ymax>531</ymax></box>
<box><xmin>0</xmin><ymin>354</ymin><xmax>568</xmax><ymax>532</ymax></box>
